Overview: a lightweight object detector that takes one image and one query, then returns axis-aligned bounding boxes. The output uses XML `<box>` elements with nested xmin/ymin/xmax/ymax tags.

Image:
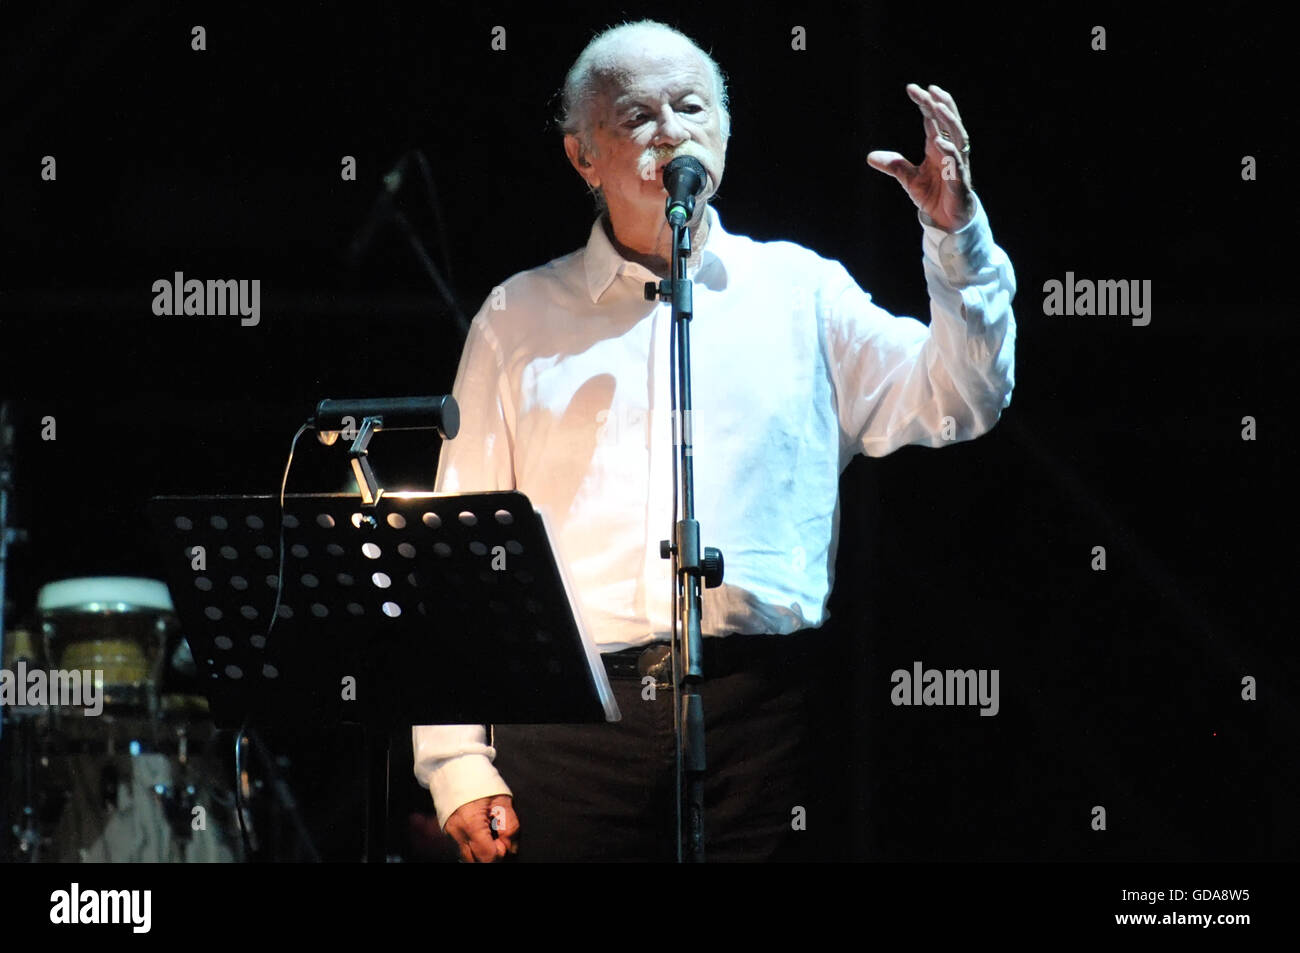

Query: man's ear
<box><xmin>564</xmin><ymin>134</ymin><xmax>598</xmax><ymax>185</ymax></box>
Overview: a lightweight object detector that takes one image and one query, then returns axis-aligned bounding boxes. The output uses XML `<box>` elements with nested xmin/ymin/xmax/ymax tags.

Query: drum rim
<box><xmin>40</xmin><ymin>603</ymin><xmax>177</xmax><ymax>618</ymax></box>
<box><xmin>37</xmin><ymin>577</ymin><xmax>174</xmax><ymax>614</ymax></box>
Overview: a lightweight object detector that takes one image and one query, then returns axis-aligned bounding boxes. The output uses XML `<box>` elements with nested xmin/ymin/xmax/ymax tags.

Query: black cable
<box><xmin>232</xmin><ymin>420</ymin><xmax>309</xmax><ymax>861</ymax></box>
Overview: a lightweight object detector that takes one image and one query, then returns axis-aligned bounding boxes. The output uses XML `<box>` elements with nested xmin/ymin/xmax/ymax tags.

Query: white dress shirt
<box><xmin>414</xmin><ymin>195</ymin><xmax>1017</xmax><ymax>828</ymax></box>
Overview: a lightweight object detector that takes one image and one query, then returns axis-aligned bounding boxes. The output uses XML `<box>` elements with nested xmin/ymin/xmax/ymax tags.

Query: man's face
<box><xmin>565</xmin><ymin>36</ymin><xmax>728</xmax><ymax>222</ymax></box>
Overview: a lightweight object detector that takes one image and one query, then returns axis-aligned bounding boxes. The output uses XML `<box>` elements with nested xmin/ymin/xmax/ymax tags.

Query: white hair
<box><xmin>557</xmin><ymin>20</ymin><xmax>730</xmax><ymax>208</ymax></box>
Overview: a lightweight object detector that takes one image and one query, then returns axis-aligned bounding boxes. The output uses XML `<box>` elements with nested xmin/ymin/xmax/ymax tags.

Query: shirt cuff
<box><xmin>917</xmin><ymin>192</ymin><xmax>996</xmax><ymax>287</ymax></box>
<box><xmin>426</xmin><ymin>753</ymin><xmax>514</xmax><ymax>831</ymax></box>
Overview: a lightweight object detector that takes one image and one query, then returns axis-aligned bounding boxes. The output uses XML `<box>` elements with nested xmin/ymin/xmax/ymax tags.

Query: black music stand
<box><xmin>147</xmin><ymin>490</ymin><xmax>618</xmax><ymax>861</ymax></box>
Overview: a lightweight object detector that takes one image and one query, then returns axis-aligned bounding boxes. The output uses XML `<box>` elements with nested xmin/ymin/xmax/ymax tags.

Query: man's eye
<box><xmin>625</xmin><ymin>105</ymin><xmax>700</xmax><ymax>127</ymax></box>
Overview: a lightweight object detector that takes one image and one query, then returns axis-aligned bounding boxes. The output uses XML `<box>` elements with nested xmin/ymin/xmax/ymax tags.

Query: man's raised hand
<box><xmin>867</xmin><ymin>83</ymin><xmax>975</xmax><ymax>232</ymax></box>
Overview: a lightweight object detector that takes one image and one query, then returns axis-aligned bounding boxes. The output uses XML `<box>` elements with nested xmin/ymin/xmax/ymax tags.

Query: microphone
<box><xmin>663</xmin><ymin>156</ymin><xmax>707</xmax><ymax>228</ymax></box>
<box><xmin>311</xmin><ymin>396</ymin><xmax>460</xmax><ymax>442</ymax></box>
<box><xmin>345</xmin><ymin>152</ymin><xmax>411</xmax><ymax>267</ymax></box>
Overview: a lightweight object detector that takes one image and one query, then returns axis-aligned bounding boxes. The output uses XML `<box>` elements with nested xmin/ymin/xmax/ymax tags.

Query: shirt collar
<box><xmin>584</xmin><ymin>204</ymin><xmax>732</xmax><ymax>304</ymax></box>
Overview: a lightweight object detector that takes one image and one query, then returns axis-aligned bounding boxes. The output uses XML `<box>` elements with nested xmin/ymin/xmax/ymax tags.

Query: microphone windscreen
<box><xmin>663</xmin><ymin>156</ymin><xmax>707</xmax><ymax>195</ymax></box>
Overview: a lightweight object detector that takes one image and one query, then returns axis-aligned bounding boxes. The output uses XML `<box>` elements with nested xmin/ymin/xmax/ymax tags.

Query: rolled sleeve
<box><xmin>412</xmin><ymin>725</ymin><xmax>514</xmax><ymax>830</ymax></box>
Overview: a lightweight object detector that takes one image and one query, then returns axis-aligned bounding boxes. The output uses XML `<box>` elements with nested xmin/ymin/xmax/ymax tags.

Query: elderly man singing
<box><xmin>413</xmin><ymin>19</ymin><xmax>1016</xmax><ymax>862</ymax></box>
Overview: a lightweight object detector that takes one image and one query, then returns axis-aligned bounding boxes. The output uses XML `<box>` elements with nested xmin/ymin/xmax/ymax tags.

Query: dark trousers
<box><xmin>491</xmin><ymin>626</ymin><xmax>849</xmax><ymax>862</ymax></box>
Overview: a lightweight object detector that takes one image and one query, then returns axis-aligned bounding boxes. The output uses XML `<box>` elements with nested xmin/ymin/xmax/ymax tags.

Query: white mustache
<box><xmin>638</xmin><ymin>144</ymin><xmax>710</xmax><ymax>183</ymax></box>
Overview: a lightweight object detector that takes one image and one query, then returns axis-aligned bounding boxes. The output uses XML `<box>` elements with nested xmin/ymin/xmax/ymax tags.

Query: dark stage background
<box><xmin>0</xmin><ymin>1</ymin><xmax>1293</xmax><ymax>864</ymax></box>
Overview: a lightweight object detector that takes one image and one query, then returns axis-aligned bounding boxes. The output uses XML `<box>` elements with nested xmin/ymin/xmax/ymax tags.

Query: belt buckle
<box><xmin>637</xmin><ymin>643</ymin><xmax>674</xmax><ymax>684</ymax></box>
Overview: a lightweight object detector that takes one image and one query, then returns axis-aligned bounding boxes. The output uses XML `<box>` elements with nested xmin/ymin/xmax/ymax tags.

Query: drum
<box><xmin>11</xmin><ymin>578</ymin><xmax>239</xmax><ymax>861</ymax></box>
<box><xmin>35</xmin><ymin>703</ymin><xmax>239</xmax><ymax>862</ymax></box>
<box><xmin>38</xmin><ymin>577</ymin><xmax>176</xmax><ymax>711</ymax></box>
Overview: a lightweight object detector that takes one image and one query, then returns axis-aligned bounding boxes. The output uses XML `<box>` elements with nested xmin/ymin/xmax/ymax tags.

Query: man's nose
<box><xmin>653</xmin><ymin>107</ymin><xmax>690</xmax><ymax>145</ymax></box>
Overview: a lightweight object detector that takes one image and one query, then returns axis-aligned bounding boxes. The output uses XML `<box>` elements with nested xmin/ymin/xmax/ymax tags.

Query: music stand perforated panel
<box><xmin>148</xmin><ymin>492</ymin><xmax>618</xmax><ymax>730</ymax></box>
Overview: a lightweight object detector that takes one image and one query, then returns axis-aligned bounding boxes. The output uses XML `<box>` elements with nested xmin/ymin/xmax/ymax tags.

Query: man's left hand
<box><xmin>868</xmin><ymin>83</ymin><xmax>975</xmax><ymax>232</ymax></box>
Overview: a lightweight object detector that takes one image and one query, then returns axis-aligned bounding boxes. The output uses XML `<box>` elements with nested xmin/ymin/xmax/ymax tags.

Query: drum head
<box><xmin>38</xmin><ymin>577</ymin><xmax>174</xmax><ymax>614</ymax></box>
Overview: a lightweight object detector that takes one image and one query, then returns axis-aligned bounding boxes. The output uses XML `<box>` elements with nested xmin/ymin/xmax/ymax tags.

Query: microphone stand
<box><xmin>0</xmin><ymin>403</ymin><xmax>19</xmax><ymax>746</ymax></box>
<box><xmin>644</xmin><ymin>198</ymin><xmax>724</xmax><ymax>863</ymax></box>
